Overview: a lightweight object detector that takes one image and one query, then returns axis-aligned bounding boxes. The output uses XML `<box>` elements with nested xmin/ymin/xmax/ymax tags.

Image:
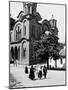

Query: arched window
<box><xmin>24</xmin><ymin>25</ymin><xmax>26</xmax><ymax>36</ymax></box>
<box><xmin>23</xmin><ymin>48</ymin><xmax>26</xmax><ymax>57</ymax></box>
<box><xmin>15</xmin><ymin>24</ymin><xmax>22</xmax><ymax>41</ymax></box>
<box><xmin>22</xmin><ymin>41</ymin><xmax>26</xmax><ymax>58</ymax></box>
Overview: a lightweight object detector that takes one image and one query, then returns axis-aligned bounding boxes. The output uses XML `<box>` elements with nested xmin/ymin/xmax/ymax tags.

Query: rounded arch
<box><xmin>14</xmin><ymin>21</ymin><xmax>23</xmax><ymax>32</ymax></box>
<box><xmin>13</xmin><ymin>21</ymin><xmax>23</xmax><ymax>41</ymax></box>
<box><xmin>42</xmin><ymin>19</ymin><xmax>51</xmax><ymax>34</ymax></box>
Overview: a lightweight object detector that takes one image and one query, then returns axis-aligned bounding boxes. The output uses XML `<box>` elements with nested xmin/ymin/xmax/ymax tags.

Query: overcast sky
<box><xmin>10</xmin><ymin>2</ymin><xmax>65</xmax><ymax>43</ymax></box>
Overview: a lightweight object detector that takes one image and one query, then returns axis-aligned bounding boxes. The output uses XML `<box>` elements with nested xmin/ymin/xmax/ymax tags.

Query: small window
<box><xmin>24</xmin><ymin>25</ymin><xmax>26</xmax><ymax>36</ymax></box>
<box><xmin>18</xmin><ymin>26</ymin><xmax>19</xmax><ymax>32</ymax></box>
<box><xmin>23</xmin><ymin>48</ymin><xmax>26</xmax><ymax>58</ymax></box>
<box><xmin>16</xmin><ymin>26</ymin><xmax>21</xmax><ymax>41</ymax></box>
<box><xmin>16</xmin><ymin>30</ymin><xmax>17</xmax><ymax>40</ymax></box>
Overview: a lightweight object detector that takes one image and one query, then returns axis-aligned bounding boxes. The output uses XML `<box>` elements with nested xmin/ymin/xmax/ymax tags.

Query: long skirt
<box><xmin>38</xmin><ymin>71</ymin><xmax>42</xmax><ymax>79</ymax></box>
<box><xmin>29</xmin><ymin>71</ymin><xmax>35</xmax><ymax>80</ymax></box>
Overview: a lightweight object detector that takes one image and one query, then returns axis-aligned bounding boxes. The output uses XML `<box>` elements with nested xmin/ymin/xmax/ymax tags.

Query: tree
<box><xmin>31</xmin><ymin>26</ymin><xmax>61</xmax><ymax>68</ymax></box>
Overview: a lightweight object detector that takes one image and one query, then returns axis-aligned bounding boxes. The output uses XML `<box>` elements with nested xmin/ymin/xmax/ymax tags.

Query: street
<box><xmin>10</xmin><ymin>64</ymin><xmax>65</xmax><ymax>88</ymax></box>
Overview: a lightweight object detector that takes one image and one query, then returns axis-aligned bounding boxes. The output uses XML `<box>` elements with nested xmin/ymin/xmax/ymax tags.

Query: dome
<box><xmin>34</xmin><ymin>12</ymin><xmax>42</xmax><ymax>21</ymax></box>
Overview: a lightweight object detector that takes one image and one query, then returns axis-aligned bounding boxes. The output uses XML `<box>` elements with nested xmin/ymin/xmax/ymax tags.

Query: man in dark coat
<box><xmin>43</xmin><ymin>65</ymin><xmax>47</xmax><ymax>78</ymax></box>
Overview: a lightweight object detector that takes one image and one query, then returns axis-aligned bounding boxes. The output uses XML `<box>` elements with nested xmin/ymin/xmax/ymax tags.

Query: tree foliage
<box><xmin>31</xmin><ymin>33</ymin><xmax>60</xmax><ymax>66</ymax></box>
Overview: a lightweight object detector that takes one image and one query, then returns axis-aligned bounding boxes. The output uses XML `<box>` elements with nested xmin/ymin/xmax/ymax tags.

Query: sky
<box><xmin>10</xmin><ymin>2</ymin><xmax>65</xmax><ymax>43</ymax></box>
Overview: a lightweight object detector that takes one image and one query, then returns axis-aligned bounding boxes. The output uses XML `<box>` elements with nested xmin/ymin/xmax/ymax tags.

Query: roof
<box><xmin>17</xmin><ymin>11</ymin><xmax>24</xmax><ymax>18</ymax></box>
<box><xmin>34</xmin><ymin>12</ymin><xmax>42</xmax><ymax>21</ymax></box>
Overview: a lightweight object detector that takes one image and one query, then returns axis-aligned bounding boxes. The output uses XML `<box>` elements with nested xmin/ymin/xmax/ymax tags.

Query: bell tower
<box><xmin>49</xmin><ymin>15</ymin><xmax>58</xmax><ymax>36</ymax></box>
<box><xmin>32</xmin><ymin>3</ymin><xmax>37</xmax><ymax>14</ymax></box>
<box><xmin>23</xmin><ymin>3</ymin><xmax>37</xmax><ymax>15</ymax></box>
<box><xmin>49</xmin><ymin>15</ymin><xmax>57</xmax><ymax>29</ymax></box>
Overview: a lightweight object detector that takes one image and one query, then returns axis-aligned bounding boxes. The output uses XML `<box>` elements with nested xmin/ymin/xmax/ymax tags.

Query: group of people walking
<box><xmin>25</xmin><ymin>65</ymin><xmax>47</xmax><ymax>80</ymax></box>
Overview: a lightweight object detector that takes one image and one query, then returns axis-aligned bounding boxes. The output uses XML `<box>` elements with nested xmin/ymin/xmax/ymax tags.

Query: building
<box><xmin>10</xmin><ymin>2</ymin><xmax>58</xmax><ymax>65</ymax></box>
<box><xmin>49</xmin><ymin>46</ymin><xmax>66</xmax><ymax>69</ymax></box>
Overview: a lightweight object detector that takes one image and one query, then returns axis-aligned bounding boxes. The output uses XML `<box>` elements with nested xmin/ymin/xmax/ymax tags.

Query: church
<box><xmin>10</xmin><ymin>2</ymin><xmax>58</xmax><ymax>65</ymax></box>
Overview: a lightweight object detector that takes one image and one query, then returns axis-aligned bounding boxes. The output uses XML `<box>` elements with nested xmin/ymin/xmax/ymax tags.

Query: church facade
<box><xmin>10</xmin><ymin>2</ymin><xmax>58</xmax><ymax>65</ymax></box>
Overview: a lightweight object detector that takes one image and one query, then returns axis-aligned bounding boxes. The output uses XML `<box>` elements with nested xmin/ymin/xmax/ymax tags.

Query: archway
<box><xmin>10</xmin><ymin>47</ymin><xmax>14</xmax><ymax>60</ymax></box>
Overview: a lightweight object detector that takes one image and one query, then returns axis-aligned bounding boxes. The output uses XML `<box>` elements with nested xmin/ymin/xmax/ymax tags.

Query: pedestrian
<box><xmin>38</xmin><ymin>67</ymin><xmax>42</xmax><ymax>79</ymax></box>
<box><xmin>25</xmin><ymin>66</ymin><xmax>28</xmax><ymax>74</ymax></box>
<box><xmin>29</xmin><ymin>66</ymin><xmax>35</xmax><ymax>80</ymax></box>
<box><xmin>43</xmin><ymin>65</ymin><xmax>47</xmax><ymax>78</ymax></box>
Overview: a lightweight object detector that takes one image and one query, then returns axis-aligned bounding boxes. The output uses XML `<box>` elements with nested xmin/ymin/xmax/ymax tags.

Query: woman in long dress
<box><xmin>38</xmin><ymin>67</ymin><xmax>42</xmax><ymax>79</ymax></box>
<box><xmin>29</xmin><ymin>66</ymin><xmax>35</xmax><ymax>80</ymax></box>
